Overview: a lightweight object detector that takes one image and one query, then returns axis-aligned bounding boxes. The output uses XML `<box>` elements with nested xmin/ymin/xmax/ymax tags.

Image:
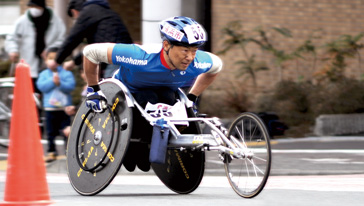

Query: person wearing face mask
<box><xmin>36</xmin><ymin>47</ymin><xmax>76</xmax><ymax>162</ymax></box>
<box><xmin>5</xmin><ymin>0</ymin><xmax>66</xmax><ymax>94</ymax></box>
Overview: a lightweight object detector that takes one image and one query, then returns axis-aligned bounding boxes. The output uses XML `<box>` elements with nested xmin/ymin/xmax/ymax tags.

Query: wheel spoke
<box><xmin>235</xmin><ymin>122</ymin><xmax>246</xmax><ymax>146</ymax></box>
<box><xmin>252</xmin><ymin>155</ymin><xmax>267</xmax><ymax>162</ymax></box>
<box><xmin>247</xmin><ymin>158</ymin><xmax>265</xmax><ymax>176</ymax></box>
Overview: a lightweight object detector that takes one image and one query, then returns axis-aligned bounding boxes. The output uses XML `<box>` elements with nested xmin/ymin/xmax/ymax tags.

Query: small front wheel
<box><xmin>224</xmin><ymin>112</ymin><xmax>271</xmax><ymax>198</ymax></box>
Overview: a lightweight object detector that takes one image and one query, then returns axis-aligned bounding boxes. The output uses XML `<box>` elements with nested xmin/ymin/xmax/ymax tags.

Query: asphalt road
<box><xmin>0</xmin><ymin>136</ymin><xmax>363</xmax><ymax>205</ymax></box>
<box><xmin>1</xmin><ymin>134</ymin><xmax>361</xmax><ymax>176</ymax></box>
<box><xmin>1</xmin><ymin>173</ymin><xmax>362</xmax><ymax>206</ymax></box>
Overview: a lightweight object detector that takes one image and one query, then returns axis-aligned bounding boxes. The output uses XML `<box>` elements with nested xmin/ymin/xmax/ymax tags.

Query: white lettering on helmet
<box><xmin>162</xmin><ymin>24</ymin><xmax>184</xmax><ymax>42</ymax></box>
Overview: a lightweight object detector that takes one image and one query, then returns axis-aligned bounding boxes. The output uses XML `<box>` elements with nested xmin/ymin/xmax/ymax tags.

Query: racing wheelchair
<box><xmin>66</xmin><ymin>78</ymin><xmax>272</xmax><ymax>198</ymax></box>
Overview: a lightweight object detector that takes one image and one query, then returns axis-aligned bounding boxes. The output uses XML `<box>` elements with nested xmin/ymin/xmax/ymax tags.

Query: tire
<box><xmin>224</xmin><ymin>112</ymin><xmax>272</xmax><ymax>198</ymax></box>
<box><xmin>66</xmin><ymin>80</ymin><xmax>133</xmax><ymax>196</ymax></box>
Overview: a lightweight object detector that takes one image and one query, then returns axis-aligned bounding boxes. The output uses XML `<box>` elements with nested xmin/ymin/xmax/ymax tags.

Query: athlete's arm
<box><xmin>83</xmin><ymin>43</ymin><xmax>115</xmax><ymax>86</ymax></box>
<box><xmin>189</xmin><ymin>73</ymin><xmax>218</xmax><ymax>96</ymax></box>
<box><xmin>189</xmin><ymin>52</ymin><xmax>223</xmax><ymax>96</ymax></box>
<box><xmin>205</xmin><ymin>52</ymin><xmax>223</xmax><ymax>74</ymax></box>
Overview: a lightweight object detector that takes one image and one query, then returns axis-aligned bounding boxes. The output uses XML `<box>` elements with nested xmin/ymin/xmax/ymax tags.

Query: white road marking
<box><xmin>265</xmin><ymin>174</ymin><xmax>364</xmax><ymax>192</ymax></box>
<box><xmin>301</xmin><ymin>158</ymin><xmax>364</xmax><ymax>164</ymax></box>
<box><xmin>1</xmin><ymin>172</ymin><xmax>363</xmax><ymax>192</ymax></box>
<box><xmin>272</xmin><ymin>149</ymin><xmax>364</xmax><ymax>154</ymax></box>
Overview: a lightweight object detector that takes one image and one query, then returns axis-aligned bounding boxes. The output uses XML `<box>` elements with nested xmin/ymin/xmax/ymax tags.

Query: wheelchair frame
<box><xmin>66</xmin><ymin>78</ymin><xmax>272</xmax><ymax>198</ymax></box>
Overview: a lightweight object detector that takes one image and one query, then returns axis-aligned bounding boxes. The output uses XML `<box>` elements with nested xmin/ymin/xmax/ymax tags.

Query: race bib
<box><xmin>145</xmin><ymin>101</ymin><xmax>189</xmax><ymax>125</ymax></box>
<box><xmin>184</xmin><ymin>24</ymin><xmax>207</xmax><ymax>44</ymax></box>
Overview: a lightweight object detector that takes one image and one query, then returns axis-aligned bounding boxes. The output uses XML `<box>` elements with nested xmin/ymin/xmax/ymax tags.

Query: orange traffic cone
<box><xmin>1</xmin><ymin>61</ymin><xmax>52</xmax><ymax>205</ymax></box>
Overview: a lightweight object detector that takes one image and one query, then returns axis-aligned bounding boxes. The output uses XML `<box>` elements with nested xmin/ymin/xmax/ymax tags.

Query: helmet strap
<box><xmin>164</xmin><ymin>44</ymin><xmax>178</xmax><ymax>70</ymax></box>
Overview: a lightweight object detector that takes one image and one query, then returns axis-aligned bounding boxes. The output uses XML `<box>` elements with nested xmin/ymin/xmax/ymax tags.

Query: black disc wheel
<box><xmin>224</xmin><ymin>112</ymin><xmax>271</xmax><ymax>198</ymax></box>
<box><xmin>152</xmin><ymin>108</ymin><xmax>205</xmax><ymax>194</ymax></box>
<box><xmin>67</xmin><ymin>80</ymin><xmax>133</xmax><ymax>196</ymax></box>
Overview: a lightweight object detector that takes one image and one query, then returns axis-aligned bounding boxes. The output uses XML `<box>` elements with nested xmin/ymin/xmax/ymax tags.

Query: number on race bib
<box><xmin>145</xmin><ymin>101</ymin><xmax>189</xmax><ymax>125</ymax></box>
<box><xmin>150</xmin><ymin>111</ymin><xmax>173</xmax><ymax>118</ymax></box>
<box><xmin>184</xmin><ymin>24</ymin><xmax>207</xmax><ymax>44</ymax></box>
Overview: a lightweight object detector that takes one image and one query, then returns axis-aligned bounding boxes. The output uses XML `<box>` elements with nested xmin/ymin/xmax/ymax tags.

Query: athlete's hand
<box><xmin>187</xmin><ymin>93</ymin><xmax>199</xmax><ymax>114</ymax></box>
<box><xmin>86</xmin><ymin>87</ymin><xmax>107</xmax><ymax>112</ymax></box>
<box><xmin>187</xmin><ymin>93</ymin><xmax>198</xmax><ymax>102</ymax></box>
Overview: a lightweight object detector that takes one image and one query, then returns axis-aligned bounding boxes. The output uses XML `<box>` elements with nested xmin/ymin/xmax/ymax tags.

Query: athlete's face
<box><xmin>164</xmin><ymin>41</ymin><xmax>198</xmax><ymax>71</ymax></box>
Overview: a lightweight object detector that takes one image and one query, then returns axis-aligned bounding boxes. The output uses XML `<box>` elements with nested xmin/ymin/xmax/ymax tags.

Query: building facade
<box><xmin>14</xmin><ymin>0</ymin><xmax>364</xmax><ymax>116</ymax></box>
<box><xmin>212</xmin><ymin>0</ymin><xmax>364</xmax><ymax>89</ymax></box>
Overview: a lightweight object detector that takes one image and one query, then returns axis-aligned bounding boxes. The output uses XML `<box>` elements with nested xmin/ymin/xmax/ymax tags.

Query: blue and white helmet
<box><xmin>159</xmin><ymin>16</ymin><xmax>207</xmax><ymax>47</ymax></box>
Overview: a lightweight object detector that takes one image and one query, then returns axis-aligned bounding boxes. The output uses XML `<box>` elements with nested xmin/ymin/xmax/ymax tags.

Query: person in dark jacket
<box><xmin>49</xmin><ymin>0</ymin><xmax>133</xmax><ymax>78</ymax></box>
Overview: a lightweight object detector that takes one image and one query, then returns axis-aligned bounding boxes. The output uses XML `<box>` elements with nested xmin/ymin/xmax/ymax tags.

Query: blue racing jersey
<box><xmin>111</xmin><ymin>44</ymin><xmax>214</xmax><ymax>93</ymax></box>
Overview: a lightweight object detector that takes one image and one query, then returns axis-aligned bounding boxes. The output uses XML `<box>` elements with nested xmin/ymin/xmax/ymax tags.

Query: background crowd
<box><xmin>4</xmin><ymin>0</ymin><xmax>133</xmax><ymax>161</ymax></box>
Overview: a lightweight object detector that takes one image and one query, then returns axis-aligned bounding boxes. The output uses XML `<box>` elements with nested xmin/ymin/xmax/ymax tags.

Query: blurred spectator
<box><xmin>4</xmin><ymin>0</ymin><xmax>66</xmax><ymax>93</ymax></box>
<box><xmin>36</xmin><ymin>47</ymin><xmax>75</xmax><ymax>162</ymax></box>
<box><xmin>50</xmin><ymin>0</ymin><xmax>133</xmax><ymax>78</ymax></box>
<box><xmin>62</xmin><ymin>67</ymin><xmax>88</xmax><ymax>138</ymax></box>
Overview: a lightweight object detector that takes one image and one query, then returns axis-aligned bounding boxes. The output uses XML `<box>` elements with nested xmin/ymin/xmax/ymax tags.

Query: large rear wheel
<box><xmin>66</xmin><ymin>80</ymin><xmax>133</xmax><ymax>196</ymax></box>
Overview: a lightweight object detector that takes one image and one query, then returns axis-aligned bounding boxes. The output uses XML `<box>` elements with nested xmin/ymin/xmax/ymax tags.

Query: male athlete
<box><xmin>82</xmin><ymin>16</ymin><xmax>223</xmax><ymax>171</ymax></box>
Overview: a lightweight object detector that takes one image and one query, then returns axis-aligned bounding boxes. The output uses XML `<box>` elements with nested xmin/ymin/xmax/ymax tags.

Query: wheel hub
<box><xmin>94</xmin><ymin>131</ymin><xmax>102</xmax><ymax>145</ymax></box>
